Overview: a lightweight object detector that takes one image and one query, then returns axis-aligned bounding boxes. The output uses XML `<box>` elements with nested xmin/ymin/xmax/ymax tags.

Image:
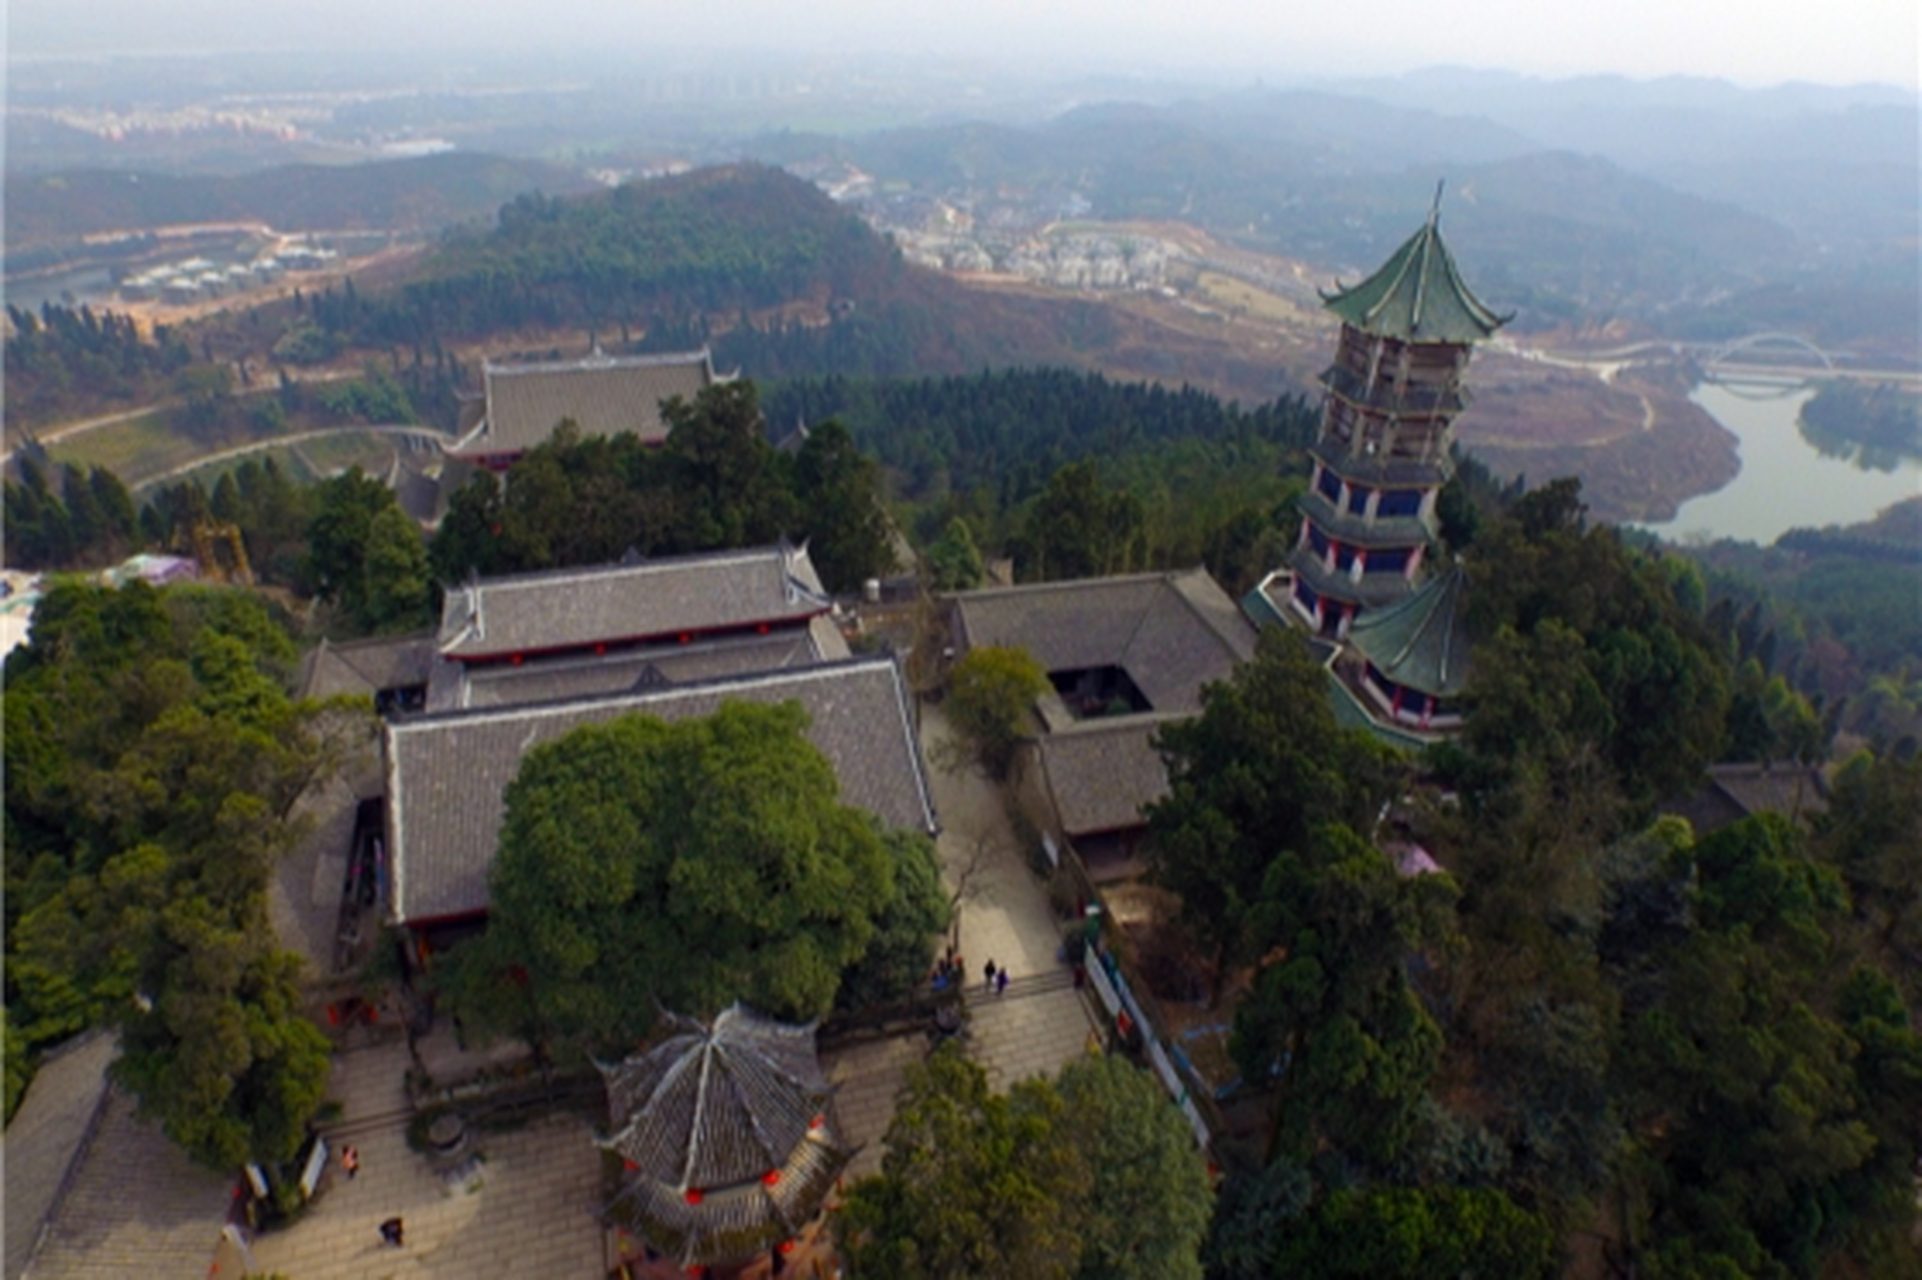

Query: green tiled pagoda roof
<box><xmin>1346</xmin><ymin>567</ymin><xmax>1473</xmax><ymax>698</ymax></box>
<box><xmin>1322</xmin><ymin>214</ymin><xmax>1508</xmax><ymax>344</ymax></box>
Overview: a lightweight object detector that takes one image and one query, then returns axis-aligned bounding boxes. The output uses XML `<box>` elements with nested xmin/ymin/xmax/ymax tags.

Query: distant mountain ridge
<box><xmin>4</xmin><ymin>152</ymin><xmax>600</xmax><ymax>252</ymax></box>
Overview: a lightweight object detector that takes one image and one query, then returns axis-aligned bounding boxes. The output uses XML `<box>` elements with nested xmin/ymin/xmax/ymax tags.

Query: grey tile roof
<box><xmin>297</xmin><ymin>633</ymin><xmax>439</xmax><ymax>701</ymax></box>
<box><xmin>4</xmin><ymin>1032</ymin><xmax>116</xmax><ymax>1280</ymax></box>
<box><xmin>384</xmin><ymin>657</ymin><xmax>936</xmax><ymax>924</ymax></box>
<box><xmin>438</xmin><ymin>544</ymin><xmax>831</xmax><ymax>661</ymax></box>
<box><xmin>599</xmin><ymin>1006</ymin><xmax>850</xmax><ymax>1267</ymax></box>
<box><xmin>950</xmin><ymin>568</ymin><xmax>1254</xmax><ymax>716</ymax></box>
<box><xmin>451</xmin><ymin>626</ymin><xmax>826</xmax><ymax>710</ymax></box>
<box><xmin>1037</xmin><ymin>715</ymin><xmax>1184</xmax><ymax>836</ymax></box>
<box><xmin>4</xmin><ymin>1037</ymin><xmax>231</xmax><ymax>1280</ymax></box>
<box><xmin>1664</xmin><ymin>763</ymin><xmax>1831</xmax><ymax>836</ymax></box>
<box><xmin>449</xmin><ymin>349</ymin><xmax>716</xmax><ymax>458</ymax></box>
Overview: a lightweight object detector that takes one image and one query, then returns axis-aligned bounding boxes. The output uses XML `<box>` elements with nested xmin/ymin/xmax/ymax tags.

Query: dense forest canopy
<box><xmin>3</xmin><ymin>582</ymin><xmax>349</xmax><ymax>1165</ymax></box>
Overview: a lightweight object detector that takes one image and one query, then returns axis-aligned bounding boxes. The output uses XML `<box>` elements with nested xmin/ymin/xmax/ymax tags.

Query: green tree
<box><xmin>1055</xmin><ymin>1054</ymin><xmax>1212</xmax><ymax>1280</ymax></box>
<box><xmin>1020</xmin><ymin>459</ymin><xmax>1145</xmax><ymax>582</ymax></box>
<box><xmin>1232</xmin><ymin>823</ymin><xmax>1456</xmax><ymax>1170</ymax></box>
<box><xmin>2</xmin><ymin>582</ymin><xmax>346</xmax><ymax>1168</ymax></box>
<box><xmin>1147</xmin><ymin>626</ymin><xmax>1402</xmax><ymax>1004</ymax></box>
<box><xmin>357</xmin><ymin>505</ymin><xmax>433</xmax><ymax>634</ymax></box>
<box><xmin>925</xmin><ymin>516</ymin><xmax>985</xmax><ymax>591</ymax></box>
<box><xmin>443</xmin><ymin>702</ymin><xmax>899</xmax><ymax>1057</ymax></box>
<box><xmin>839</xmin><ymin>1047</ymin><xmax>1087</xmax><ymax>1280</ymax></box>
<box><xmin>1815</xmin><ymin>750</ymin><xmax>1922</xmax><ymax>1008</ymax></box>
<box><xmin>1616</xmin><ymin>814</ymin><xmax>1921</xmax><ymax>1277</ymax></box>
<box><xmin>662</xmin><ymin>380</ymin><xmax>797</xmax><ymax>552</ymax></box>
<box><xmin>944</xmin><ymin>644</ymin><xmax>1047</xmax><ymax>779</ymax></box>
<box><xmin>1461</xmin><ymin>479</ymin><xmax>1728</xmax><ymax>812</ymax></box>
<box><xmin>304</xmin><ymin>468</ymin><xmax>430</xmax><ymax>634</ymax></box>
<box><xmin>837</xmin><ymin>830</ymin><xmax>950</xmax><ymax>1010</ymax></box>
<box><xmin>1268</xmin><ymin>1186</ymin><xmax>1556</xmax><ymax>1280</ymax></box>
<box><xmin>794</xmin><ymin>418</ymin><xmax>894</xmax><ymax>593</ymax></box>
<box><xmin>3</xmin><ymin>1006</ymin><xmax>28</xmax><ymax>1123</ymax></box>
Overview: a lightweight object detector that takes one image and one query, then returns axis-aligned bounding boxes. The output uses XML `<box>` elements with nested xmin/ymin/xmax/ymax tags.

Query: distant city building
<box><xmin>446</xmin><ymin>348</ymin><xmax>722</xmax><ymax>471</ymax></box>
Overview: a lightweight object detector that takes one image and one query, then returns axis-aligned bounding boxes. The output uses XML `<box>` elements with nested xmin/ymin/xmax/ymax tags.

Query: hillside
<box><xmin>327</xmin><ymin>163</ymin><xmax>1300</xmax><ymax>395</ymax></box>
<box><xmin>4</xmin><ymin>152</ymin><xmax>599</xmax><ymax>251</ymax></box>
<box><xmin>746</xmin><ymin>99</ymin><xmax>1838</xmax><ymax>340</ymax></box>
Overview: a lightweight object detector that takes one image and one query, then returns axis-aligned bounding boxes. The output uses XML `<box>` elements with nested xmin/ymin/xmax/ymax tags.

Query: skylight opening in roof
<box><xmin>1048</xmin><ymin>665</ymin><xmax>1151</xmax><ymax>719</ymax></box>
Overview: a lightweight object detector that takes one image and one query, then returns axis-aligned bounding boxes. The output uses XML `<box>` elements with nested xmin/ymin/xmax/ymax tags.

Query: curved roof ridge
<box><xmin>1321</xmin><ymin>209</ymin><xmax>1510</xmax><ymax>344</ymax></box>
<box><xmin>1347</xmin><ymin>567</ymin><xmax>1472</xmax><ymax>696</ymax></box>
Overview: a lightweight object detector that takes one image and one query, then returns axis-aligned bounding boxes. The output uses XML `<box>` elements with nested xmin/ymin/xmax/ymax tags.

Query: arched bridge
<box><xmin>1703</xmin><ymin>331</ymin><xmax>1838</xmax><ymax>377</ymax></box>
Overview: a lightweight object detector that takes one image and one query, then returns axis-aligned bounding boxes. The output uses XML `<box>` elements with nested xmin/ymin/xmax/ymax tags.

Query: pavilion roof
<box><xmin>1322</xmin><ymin>212</ymin><xmax>1508</xmax><ymax>344</ymax></box>
<box><xmin>598</xmin><ymin>1006</ymin><xmax>852</xmax><ymax>1267</ymax></box>
<box><xmin>436</xmin><ymin>543</ymin><xmax>830</xmax><ymax>661</ymax></box>
<box><xmin>448</xmin><ymin>348</ymin><xmax>717</xmax><ymax>458</ymax></box>
<box><xmin>1346</xmin><ymin>567</ymin><xmax>1473</xmax><ymax>698</ymax></box>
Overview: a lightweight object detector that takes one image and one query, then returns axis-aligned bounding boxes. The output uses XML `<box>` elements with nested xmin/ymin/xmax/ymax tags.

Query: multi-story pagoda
<box><xmin>1285</xmin><ymin>203</ymin><xmax>1507</xmax><ymax>638</ymax></box>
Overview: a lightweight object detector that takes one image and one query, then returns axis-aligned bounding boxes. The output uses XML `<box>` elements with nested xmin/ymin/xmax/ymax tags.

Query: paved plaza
<box><xmin>243</xmin><ymin>1032</ymin><xmax>607</xmax><ymax>1280</ymax></box>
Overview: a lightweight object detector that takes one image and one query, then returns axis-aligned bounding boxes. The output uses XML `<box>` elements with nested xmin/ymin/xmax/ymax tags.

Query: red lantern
<box><xmin>684</xmin><ymin>1188</ymin><xmax>704</xmax><ymax>1206</ymax></box>
<box><xmin>762</xmin><ymin>1169</ymin><xmax>782</xmax><ymax>1186</ymax></box>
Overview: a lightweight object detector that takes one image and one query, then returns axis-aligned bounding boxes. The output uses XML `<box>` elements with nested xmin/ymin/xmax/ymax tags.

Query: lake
<box><xmin>1638</xmin><ymin>382</ymin><xmax>1921</xmax><ymax>545</ymax></box>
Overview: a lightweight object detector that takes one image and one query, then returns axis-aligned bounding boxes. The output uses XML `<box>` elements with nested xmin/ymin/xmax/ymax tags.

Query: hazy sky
<box><xmin>9</xmin><ymin>0</ymin><xmax>1917</xmax><ymax>89</ymax></box>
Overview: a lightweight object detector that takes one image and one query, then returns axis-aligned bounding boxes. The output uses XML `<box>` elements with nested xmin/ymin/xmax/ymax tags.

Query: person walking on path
<box><xmin>379</xmin><ymin>1217</ymin><xmax>404</xmax><ymax>1248</ymax></box>
<box><xmin>984</xmin><ymin>959</ymin><xmax>998</xmax><ymax>993</ymax></box>
<box><xmin>341</xmin><ymin>1146</ymin><xmax>360</xmax><ymax>1180</ymax></box>
<box><xmin>996</xmin><ymin>968</ymin><xmax>1010</xmax><ymax>997</ymax></box>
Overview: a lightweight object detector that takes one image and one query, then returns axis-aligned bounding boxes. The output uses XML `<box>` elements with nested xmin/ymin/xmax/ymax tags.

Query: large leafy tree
<box><xmin>304</xmin><ymin>467</ymin><xmax>432</xmax><ymax>634</ymax></box>
<box><xmin>1232</xmin><ymin>824</ymin><xmax>1457</xmax><ymax>1170</ymax></box>
<box><xmin>1055</xmin><ymin>1053</ymin><xmax>1213</xmax><ymax>1280</ymax></box>
<box><xmin>943</xmin><ymin>644</ymin><xmax>1048</xmax><ymax>780</ymax></box>
<box><xmin>1267</xmin><ymin>1186</ymin><xmax>1556</xmax><ymax>1280</ymax></box>
<box><xmin>1018</xmin><ymin>458</ymin><xmax>1145</xmax><ymax>582</ymax></box>
<box><xmin>793</xmin><ymin>418</ymin><xmax>895</xmax><ymax>593</ymax></box>
<box><xmin>839</xmin><ymin>1049</ymin><xmax>1209</xmax><ymax>1280</ymax></box>
<box><xmin>444</xmin><ymin>701</ymin><xmax>906</xmax><ymax>1056</ymax></box>
<box><xmin>662</xmin><ymin>380</ymin><xmax>798</xmax><ymax>552</ymax></box>
<box><xmin>1147</xmin><ymin>625</ymin><xmax>1403</xmax><ymax>1003</ymax></box>
<box><xmin>840</xmin><ymin>1048</ymin><xmax>1086</xmax><ymax>1280</ymax></box>
<box><xmin>1461</xmin><ymin>478</ymin><xmax>1729</xmax><ymax>812</ymax></box>
<box><xmin>3</xmin><ymin>582</ymin><xmax>344</xmax><ymax>1168</ymax></box>
<box><xmin>1614</xmin><ymin>814</ymin><xmax>1922</xmax><ymax>1277</ymax></box>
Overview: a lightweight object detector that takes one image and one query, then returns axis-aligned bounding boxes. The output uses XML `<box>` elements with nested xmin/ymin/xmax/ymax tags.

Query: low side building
<box><xmin>949</xmin><ymin>568</ymin><xmax>1256</xmax><ymax>872</ymax></box>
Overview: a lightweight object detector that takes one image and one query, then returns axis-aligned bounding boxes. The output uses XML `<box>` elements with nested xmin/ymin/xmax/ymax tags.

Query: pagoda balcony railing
<box><xmin>1287</xmin><ymin>548</ymin><xmax>1421</xmax><ymax>610</ymax></box>
<box><xmin>1309</xmin><ymin>441</ymin><xmax>1451</xmax><ymax>489</ymax></box>
<box><xmin>1319</xmin><ymin>363</ymin><xmax>1468</xmax><ymax>418</ymax></box>
<box><xmin>1298</xmin><ymin>492</ymin><xmax>1436</xmax><ymax>549</ymax></box>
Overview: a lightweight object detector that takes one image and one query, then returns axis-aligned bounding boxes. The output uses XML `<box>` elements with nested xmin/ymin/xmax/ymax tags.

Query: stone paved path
<box><xmin>245</xmin><ymin>1036</ymin><xmax>605</xmax><ymax>1280</ymax></box>
<box><xmin>821</xmin><ymin>706</ymin><xmax>1103</xmax><ymax>1181</ymax></box>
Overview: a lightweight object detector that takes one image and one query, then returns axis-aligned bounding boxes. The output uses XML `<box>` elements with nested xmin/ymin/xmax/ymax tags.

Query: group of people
<box><xmin>930</xmin><ymin>950</ymin><xmax>1013</xmax><ymax>996</ymax></box>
